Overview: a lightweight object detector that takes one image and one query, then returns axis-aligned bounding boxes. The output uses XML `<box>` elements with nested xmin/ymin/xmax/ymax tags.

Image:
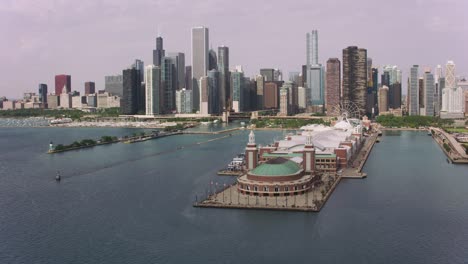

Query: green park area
<box><xmin>251</xmin><ymin>118</ymin><xmax>329</xmax><ymax>129</ymax></box>
<box><xmin>444</xmin><ymin>128</ymin><xmax>468</xmax><ymax>134</ymax></box>
<box><xmin>52</xmin><ymin>136</ymin><xmax>118</xmax><ymax>152</ymax></box>
<box><xmin>376</xmin><ymin>115</ymin><xmax>454</xmax><ymax>128</ymax></box>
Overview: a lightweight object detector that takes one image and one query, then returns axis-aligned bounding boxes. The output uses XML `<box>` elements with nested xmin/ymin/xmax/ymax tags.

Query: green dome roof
<box><xmin>250</xmin><ymin>157</ymin><xmax>301</xmax><ymax>177</ymax></box>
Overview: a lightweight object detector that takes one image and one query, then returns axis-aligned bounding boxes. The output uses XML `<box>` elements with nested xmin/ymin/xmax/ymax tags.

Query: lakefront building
<box><xmin>238</xmin><ymin>117</ymin><xmax>364</xmax><ymax>197</ymax></box>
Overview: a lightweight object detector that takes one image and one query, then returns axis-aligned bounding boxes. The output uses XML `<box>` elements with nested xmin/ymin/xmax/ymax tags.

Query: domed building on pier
<box><xmin>237</xmin><ymin>130</ymin><xmax>317</xmax><ymax>197</ymax></box>
<box><xmin>237</xmin><ymin>117</ymin><xmax>365</xmax><ymax>197</ymax></box>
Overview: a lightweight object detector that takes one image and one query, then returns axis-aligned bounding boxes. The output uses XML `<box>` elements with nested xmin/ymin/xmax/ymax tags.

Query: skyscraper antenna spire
<box><xmin>157</xmin><ymin>24</ymin><xmax>162</xmax><ymax>37</ymax></box>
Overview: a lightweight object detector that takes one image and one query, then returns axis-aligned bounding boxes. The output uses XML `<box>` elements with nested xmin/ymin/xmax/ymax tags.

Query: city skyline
<box><xmin>1</xmin><ymin>0</ymin><xmax>467</xmax><ymax>98</ymax></box>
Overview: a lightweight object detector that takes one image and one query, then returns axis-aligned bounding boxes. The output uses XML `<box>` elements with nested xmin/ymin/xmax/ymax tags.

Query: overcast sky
<box><xmin>1</xmin><ymin>0</ymin><xmax>467</xmax><ymax>98</ymax></box>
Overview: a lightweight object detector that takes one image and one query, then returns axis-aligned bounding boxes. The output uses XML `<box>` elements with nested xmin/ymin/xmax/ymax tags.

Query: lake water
<box><xmin>0</xmin><ymin>127</ymin><xmax>467</xmax><ymax>263</ymax></box>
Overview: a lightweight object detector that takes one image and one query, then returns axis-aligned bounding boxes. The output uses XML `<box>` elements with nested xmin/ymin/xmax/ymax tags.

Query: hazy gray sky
<box><xmin>1</xmin><ymin>0</ymin><xmax>467</xmax><ymax>98</ymax></box>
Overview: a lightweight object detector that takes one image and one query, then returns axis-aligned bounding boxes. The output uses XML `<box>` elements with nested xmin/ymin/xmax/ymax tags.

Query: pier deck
<box><xmin>195</xmin><ymin>131</ymin><xmax>379</xmax><ymax>212</ymax></box>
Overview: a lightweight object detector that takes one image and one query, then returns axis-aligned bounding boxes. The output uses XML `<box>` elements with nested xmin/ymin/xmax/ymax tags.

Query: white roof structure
<box><xmin>275</xmin><ymin>123</ymin><xmax>360</xmax><ymax>156</ymax></box>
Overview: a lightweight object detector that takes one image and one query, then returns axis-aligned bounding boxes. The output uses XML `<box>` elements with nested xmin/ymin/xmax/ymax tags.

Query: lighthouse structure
<box><xmin>245</xmin><ymin>130</ymin><xmax>258</xmax><ymax>171</ymax></box>
<box><xmin>302</xmin><ymin>132</ymin><xmax>315</xmax><ymax>174</ymax></box>
<box><xmin>49</xmin><ymin>141</ymin><xmax>55</xmax><ymax>153</ymax></box>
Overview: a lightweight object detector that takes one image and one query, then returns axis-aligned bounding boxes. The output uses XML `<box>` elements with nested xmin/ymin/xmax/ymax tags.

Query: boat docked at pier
<box><xmin>227</xmin><ymin>153</ymin><xmax>245</xmax><ymax>171</ymax></box>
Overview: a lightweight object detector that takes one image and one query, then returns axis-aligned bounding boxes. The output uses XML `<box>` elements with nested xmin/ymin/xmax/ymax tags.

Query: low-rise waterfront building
<box><xmin>238</xmin><ymin>117</ymin><xmax>364</xmax><ymax>197</ymax></box>
<box><xmin>60</xmin><ymin>93</ymin><xmax>72</xmax><ymax>109</ymax></box>
<box><xmin>2</xmin><ymin>100</ymin><xmax>15</xmax><ymax>110</ymax></box>
<box><xmin>72</xmin><ymin>96</ymin><xmax>82</xmax><ymax>109</ymax></box>
<box><xmin>47</xmin><ymin>95</ymin><xmax>59</xmax><ymax>109</ymax></box>
<box><xmin>97</xmin><ymin>92</ymin><xmax>120</xmax><ymax>109</ymax></box>
<box><xmin>87</xmin><ymin>94</ymin><xmax>97</xmax><ymax>107</ymax></box>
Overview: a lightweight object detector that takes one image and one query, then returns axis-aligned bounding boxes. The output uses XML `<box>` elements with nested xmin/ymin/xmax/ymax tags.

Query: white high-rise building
<box><xmin>435</xmin><ymin>65</ymin><xmax>443</xmax><ymax>82</ymax></box>
<box><xmin>191</xmin><ymin>26</ymin><xmax>209</xmax><ymax>112</ymax></box>
<box><xmin>175</xmin><ymin>88</ymin><xmax>193</xmax><ymax>114</ymax></box>
<box><xmin>441</xmin><ymin>61</ymin><xmax>464</xmax><ymax>118</ymax></box>
<box><xmin>445</xmin><ymin>61</ymin><xmax>456</xmax><ymax>89</ymax></box>
<box><xmin>279</xmin><ymin>87</ymin><xmax>289</xmax><ymax>116</ymax></box>
<box><xmin>145</xmin><ymin>65</ymin><xmax>162</xmax><ymax>115</ymax></box>
<box><xmin>298</xmin><ymin>86</ymin><xmax>307</xmax><ymax>109</ymax></box>
<box><xmin>199</xmin><ymin>76</ymin><xmax>209</xmax><ymax>115</ymax></box>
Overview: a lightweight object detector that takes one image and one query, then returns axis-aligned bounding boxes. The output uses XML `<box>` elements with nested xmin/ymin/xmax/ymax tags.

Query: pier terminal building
<box><xmin>237</xmin><ymin>118</ymin><xmax>364</xmax><ymax>197</ymax></box>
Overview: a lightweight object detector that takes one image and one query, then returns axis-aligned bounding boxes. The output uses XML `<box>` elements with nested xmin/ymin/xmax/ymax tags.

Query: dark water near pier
<box><xmin>0</xmin><ymin>127</ymin><xmax>467</xmax><ymax>263</ymax></box>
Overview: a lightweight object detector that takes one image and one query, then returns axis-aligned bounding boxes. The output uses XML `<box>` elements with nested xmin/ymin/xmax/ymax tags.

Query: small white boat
<box><xmin>55</xmin><ymin>171</ymin><xmax>61</xmax><ymax>181</ymax></box>
<box><xmin>50</xmin><ymin>118</ymin><xmax>73</xmax><ymax>125</ymax></box>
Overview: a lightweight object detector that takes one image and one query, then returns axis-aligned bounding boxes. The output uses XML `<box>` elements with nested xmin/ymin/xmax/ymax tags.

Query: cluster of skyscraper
<box><xmin>104</xmin><ymin>27</ymin><xmax>466</xmax><ymax>118</ymax></box>
<box><xmin>407</xmin><ymin>61</ymin><xmax>466</xmax><ymax>118</ymax></box>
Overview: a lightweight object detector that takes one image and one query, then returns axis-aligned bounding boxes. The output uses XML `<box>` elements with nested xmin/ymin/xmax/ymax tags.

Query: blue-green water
<box><xmin>0</xmin><ymin>127</ymin><xmax>467</xmax><ymax>263</ymax></box>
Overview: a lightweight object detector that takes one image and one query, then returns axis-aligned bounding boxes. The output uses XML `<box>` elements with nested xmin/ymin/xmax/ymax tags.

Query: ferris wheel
<box><xmin>329</xmin><ymin>101</ymin><xmax>361</xmax><ymax>120</ymax></box>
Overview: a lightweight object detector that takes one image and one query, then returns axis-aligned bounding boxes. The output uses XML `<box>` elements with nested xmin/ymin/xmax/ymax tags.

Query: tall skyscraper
<box><xmin>307</xmin><ymin>65</ymin><xmax>325</xmax><ymax>106</ymax></box>
<box><xmin>260</xmin><ymin>69</ymin><xmax>275</xmax><ymax>82</ymax></box>
<box><xmin>441</xmin><ymin>61</ymin><xmax>464</xmax><ymax>116</ymax></box>
<box><xmin>55</xmin><ymin>75</ymin><xmax>71</xmax><ymax>95</ymax></box>
<box><xmin>371</xmin><ymin>68</ymin><xmax>379</xmax><ymax>115</ymax></box>
<box><xmin>168</xmin><ymin>52</ymin><xmax>186</xmax><ymax>90</ymax></box>
<box><xmin>423</xmin><ymin>69</ymin><xmax>435</xmax><ymax>116</ymax></box>
<box><xmin>342</xmin><ymin>46</ymin><xmax>367</xmax><ymax>116</ymax></box>
<box><xmin>199</xmin><ymin>76</ymin><xmax>209</xmax><ymax>114</ymax></box>
<box><xmin>84</xmin><ymin>82</ymin><xmax>95</xmax><ymax>95</ymax></box>
<box><xmin>132</xmin><ymin>59</ymin><xmax>145</xmax><ymax>82</ymax></box>
<box><xmin>153</xmin><ymin>36</ymin><xmax>165</xmax><ymax>66</ymax></box>
<box><xmin>208</xmin><ymin>49</ymin><xmax>218</xmax><ymax>71</ymax></box>
<box><xmin>408</xmin><ymin>65</ymin><xmax>419</xmax><ymax>116</ymax></box>
<box><xmin>367</xmin><ymin>58</ymin><xmax>373</xmax><ymax>85</ymax></box>
<box><xmin>255</xmin><ymin>75</ymin><xmax>264</xmax><ymax>110</ymax></box>
<box><xmin>306</xmin><ymin>30</ymin><xmax>324</xmax><ymax>108</ymax></box>
<box><xmin>281</xmin><ymin>81</ymin><xmax>298</xmax><ymax>114</ymax></box>
<box><xmin>231</xmin><ymin>70</ymin><xmax>245</xmax><ymax>112</ymax></box>
<box><xmin>418</xmin><ymin>77</ymin><xmax>425</xmax><ymax>111</ymax></box>
<box><xmin>301</xmin><ymin>65</ymin><xmax>307</xmax><ymax>87</ymax></box>
<box><xmin>161</xmin><ymin>57</ymin><xmax>176</xmax><ymax>113</ymax></box>
<box><xmin>298</xmin><ymin>86</ymin><xmax>307</xmax><ymax>109</ymax></box>
<box><xmin>145</xmin><ymin>65</ymin><xmax>162</xmax><ymax>115</ymax></box>
<box><xmin>273</xmin><ymin>69</ymin><xmax>283</xmax><ymax>81</ymax></box>
<box><xmin>263</xmin><ymin>82</ymin><xmax>283</xmax><ymax>109</ymax></box>
<box><xmin>38</xmin><ymin>84</ymin><xmax>47</xmax><ymax>104</ymax></box>
<box><xmin>185</xmin><ymin>66</ymin><xmax>192</xmax><ymax>90</ymax></box>
<box><xmin>105</xmin><ymin>75</ymin><xmax>123</xmax><ymax>97</ymax></box>
<box><xmin>306</xmin><ymin>30</ymin><xmax>318</xmax><ymax>65</ymax></box>
<box><xmin>326</xmin><ymin>58</ymin><xmax>341</xmax><ymax>113</ymax></box>
<box><xmin>207</xmin><ymin>69</ymin><xmax>220</xmax><ymax>114</ymax></box>
<box><xmin>279</xmin><ymin>87</ymin><xmax>289</xmax><ymax>116</ymax></box>
<box><xmin>191</xmin><ymin>26</ymin><xmax>209</xmax><ymax>111</ymax></box>
<box><xmin>217</xmin><ymin>46</ymin><xmax>229</xmax><ymax>111</ymax></box>
<box><xmin>378</xmin><ymin>85</ymin><xmax>389</xmax><ymax>113</ymax></box>
<box><xmin>121</xmin><ymin>68</ymin><xmax>140</xmax><ymax>115</ymax></box>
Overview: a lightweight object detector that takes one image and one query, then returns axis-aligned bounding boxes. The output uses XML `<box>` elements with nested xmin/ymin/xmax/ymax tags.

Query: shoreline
<box><xmin>380</xmin><ymin>127</ymin><xmax>427</xmax><ymax>131</ymax></box>
<box><xmin>431</xmin><ymin>127</ymin><xmax>468</xmax><ymax>164</ymax></box>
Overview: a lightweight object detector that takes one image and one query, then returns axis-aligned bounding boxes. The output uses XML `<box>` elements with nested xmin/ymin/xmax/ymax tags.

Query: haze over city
<box><xmin>1</xmin><ymin>0</ymin><xmax>467</xmax><ymax>98</ymax></box>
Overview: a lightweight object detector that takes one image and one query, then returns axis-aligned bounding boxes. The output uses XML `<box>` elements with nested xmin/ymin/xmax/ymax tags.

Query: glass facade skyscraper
<box><xmin>217</xmin><ymin>46</ymin><xmax>229</xmax><ymax>111</ymax></box>
<box><xmin>409</xmin><ymin>65</ymin><xmax>419</xmax><ymax>116</ymax></box>
<box><xmin>191</xmin><ymin>26</ymin><xmax>209</xmax><ymax>111</ymax></box>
